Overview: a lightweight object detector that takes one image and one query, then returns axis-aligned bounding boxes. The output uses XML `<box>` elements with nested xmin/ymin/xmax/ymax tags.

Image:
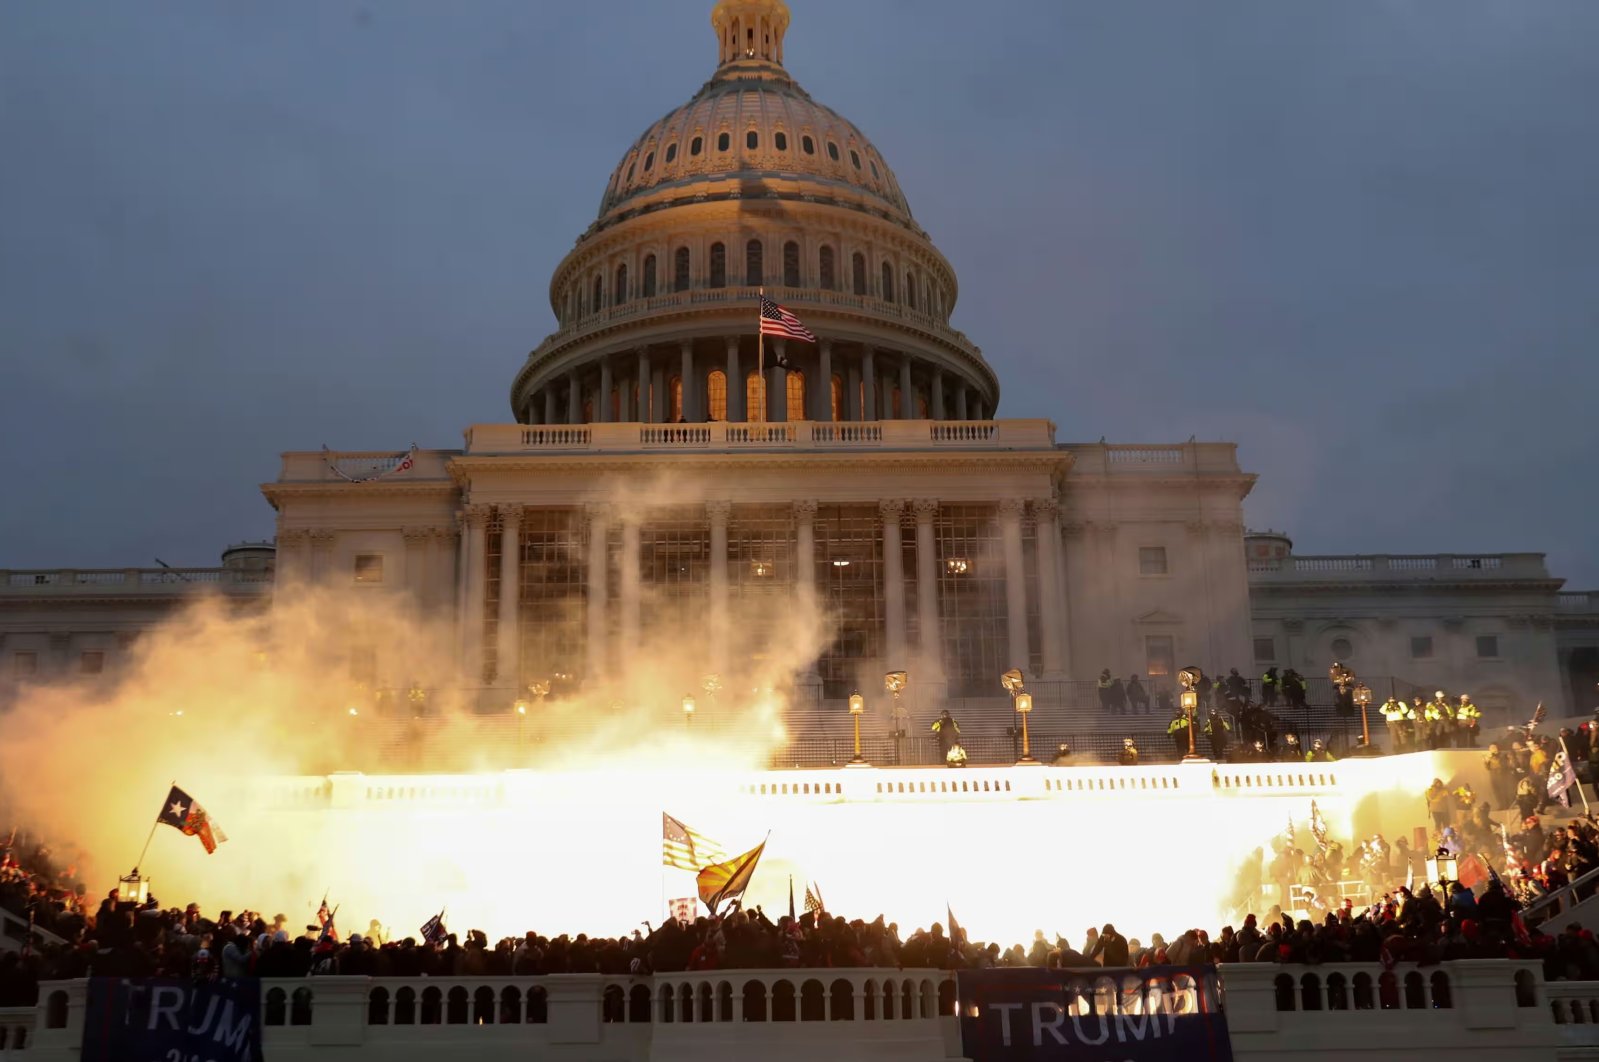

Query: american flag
<box><xmin>663</xmin><ymin>813</ymin><xmax>726</xmax><ymax>871</ymax></box>
<box><xmin>1310</xmin><ymin>800</ymin><xmax>1329</xmax><ymax>851</ymax></box>
<box><xmin>804</xmin><ymin>882</ymin><xmax>824</xmax><ymax>916</ymax></box>
<box><xmin>759</xmin><ymin>295</ymin><xmax>816</xmax><ymax>343</ymax></box>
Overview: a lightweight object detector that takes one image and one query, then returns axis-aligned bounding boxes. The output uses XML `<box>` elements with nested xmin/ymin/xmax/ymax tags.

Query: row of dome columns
<box><xmin>525</xmin><ymin>339</ymin><xmax>990</xmax><ymax>424</ymax></box>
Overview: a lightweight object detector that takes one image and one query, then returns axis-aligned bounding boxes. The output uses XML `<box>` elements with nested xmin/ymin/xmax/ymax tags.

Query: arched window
<box><xmin>615</xmin><ymin>263</ymin><xmax>628</xmax><ymax>303</ymax></box>
<box><xmin>852</xmin><ymin>253</ymin><xmax>867</xmax><ymax>295</ymax></box>
<box><xmin>906</xmin><ymin>270</ymin><xmax>917</xmax><ymax>309</ymax></box>
<box><xmin>710</xmin><ymin>243</ymin><xmax>727</xmax><ymax>288</ymax></box>
<box><xmin>850</xmin><ymin>149</ymin><xmax>862</xmax><ymax>170</ymax></box>
<box><xmin>881</xmin><ymin>262</ymin><xmax>895</xmax><ymax>302</ymax></box>
<box><xmin>642</xmin><ymin>254</ymin><xmax>657</xmax><ymax>298</ymax></box>
<box><xmin>746</xmin><ymin>372</ymin><xmax>768</xmax><ymax>423</ymax></box>
<box><xmin>669</xmin><ymin>375</ymin><xmax>684</xmax><ymax>422</ymax></box>
<box><xmin>691</xmin><ymin>136</ymin><xmax>703</xmax><ymax>157</ymax></box>
<box><xmin>830</xmin><ymin>374</ymin><xmax>843</xmax><ymax>421</ymax></box>
<box><xmin>747</xmin><ymin>130</ymin><xmax>759</xmax><ymax>150</ymax></box>
<box><xmin>718</xmin><ymin>131</ymin><xmax>731</xmax><ymax>152</ymax></box>
<box><xmin>745</xmin><ymin>240</ymin><xmax>763</xmax><ymax>286</ymax></box>
<box><xmin>827</xmin><ymin>141</ymin><xmax>840</xmax><ymax>161</ymax></box>
<box><xmin>708</xmin><ymin>370</ymin><xmax>728</xmax><ymax>421</ymax></box>
<box><xmin>675</xmin><ymin>247</ymin><xmax>691</xmax><ymax>291</ymax></box>
<box><xmin>802</xmin><ymin>135</ymin><xmax>815</xmax><ymax>155</ymax></box>
<box><xmin>626</xmin><ymin>163</ymin><xmax>635</xmax><ymax>182</ymax></box>
<box><xmin>819</xmin><ymin>246</ymin><xmax>836</xmax><ymax>290</ymax></box>
<box><xmin>782</xmin><ymin>241</ymin><xmax>801</xmax><ymax>287</ymax></box>
<box><xmin>592</xmin><ymin>274</ymin><xmax>604</xmax><ymax>310</ymax></box>
<box><xmin>774</xmin><ymin>131</ymin><xmax>787</xmax><ymax>151</ymax></box>
<box><xmin>665</xmin><ymin>143</ymin><xmax>677</xmax><ymax>164</ymax></box>
<box><xmin>870</xmin><ymin>159</ymin><xmax>880</xmax><ymax>179</ymax></box>
<box><xmin>786</xmin><ymin>371</ymin><xmax>806</xmax><ymax>422</ymax></box>
<box><xmin>643</xmin><ymin>151</ymin><xmax>654</xmax><ymax>172</ymax></box>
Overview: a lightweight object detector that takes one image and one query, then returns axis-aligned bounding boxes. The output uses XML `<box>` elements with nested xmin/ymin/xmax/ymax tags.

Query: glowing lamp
<box><xmin>945</xmin><ymin>557</ymin><xmax>970</xmax><ymax>574</ymax></box>
<box><xmin>515</xmin><ymin>701</ymin><xmax>529</xmax><ymax>715</ymax></box>
<box><xmin>831</xmin><ymin>558</ymin><xmax>850</xmax><ymax>568</ymax></box>
<box><xmin>681</xmin><ymin>694</ymin><xmax>696</xmax><ymax>717</ymax></box>
<box><xmin>1427</xmin><ymin>849</ymin><xmax>1459</xmax><ymax>883</ymax></box>
<box><xmin>347</xmin><ymin>706</ymin><xmax>359</xmax><ymax>717</ymax></box>
<box><xmin>1180</xmin><ymin>689</ymin><xmax>1198</xmax><ymax>711</ymax></box>
<box><xmin>1353</xmin><ymin>684</ymin><xmax>1372</xmax><ymax>706</ymax></box>
<box><xmin>117</xmin><ymin>871</ymin><xmax>149</xmax><ymax>905</ymax></box>
<box><xmin>1014</xmin><ymin>692</ymin><xmax>1033</xmax><ymax>714</ymax></box>
<box><xmin>847</xmin><ymin>691</ymin><xmax>867</xmax><ymax>764</ymax></box>
<box><xmin>848</xmin><ymin>691</ymin><xmax>865</xmax><ymax>715</ymax></box>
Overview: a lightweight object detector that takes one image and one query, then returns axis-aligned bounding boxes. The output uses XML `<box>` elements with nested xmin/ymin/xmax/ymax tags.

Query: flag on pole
<box><xmin>946</xmin><ymin>903</ymin><xmax>965</xmax><ymax>945</ymax></box>
<box><xmin>318</xmin><ymin>905</ymin><xmax>340</xmax><ymax>944</ymax></box>
<box><xmin>759</xmin><ymin>295</ymin><xmax>816</xmax><ymax>345</ymax></box>
<box><xmin>696</xmin><ymin>839</ymin><xmax>766</xmax><ymax>914</ymax></box>
<box><xmin>420</xmin><ymin>909</ymin><xmax>448</xmax><ymax>946</ymax></box>
<box><xmin>1547</xmin><ymin>751</ymin><xmax>1577</xmax><ymax>807</ymax></box>
<box><xmin>804</xmin><ymin>881</ymin><xmax>825</xmax><ymax>917</ymax></box>
<box><xmin>1283</xmin><ymin>813</ymin><xmax>1297</xmax><ymax>849</ymax></box>
<box><xmin>1310</xmin><ymin>801</ymin><xmax>1329</xmax><ymax>851</ymax></box>
<box><xmin>788</xmin><ymin>875</ymin><xmax>796</xmax><ymax>921</ymax></box>
<box><xmin>156</xmin><ymin>785</ymin><xmax>227</xmax><ymax>854</ymax></box>
<box><xmin>663</xmin><ymin>813</ymin><xmax>727</xmax><ymax>871</ymax></box>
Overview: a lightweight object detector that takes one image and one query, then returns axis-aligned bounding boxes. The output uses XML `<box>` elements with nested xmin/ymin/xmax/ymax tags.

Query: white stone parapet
<box><xmin>459</xmin><ymin>419</ymin><xmax>1055</xmax><ymax>455</ymax></box>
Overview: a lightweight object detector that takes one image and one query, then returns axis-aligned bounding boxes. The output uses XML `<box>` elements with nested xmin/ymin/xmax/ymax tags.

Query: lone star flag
<box><xmin>156</xmin><ymin>785</ymin><xmax>226</xmax><ymax>854</ymax></box>
<box><xmin>663</xmin><ymin>813</ymin><xmax>726</xmax><ymax>871</ymax></box>
<box><xmin>696</xmin><ymin>839</ymin><xmax>766</xmax><ymax>914</ymax></box>
<box><xmin>759</xmin><ymin>295</ymin><xmax>816</xmax><ymax>344</ymax></box>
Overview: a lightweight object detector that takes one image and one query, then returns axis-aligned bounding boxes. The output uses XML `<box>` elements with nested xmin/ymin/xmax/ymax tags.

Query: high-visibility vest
<box><xmin>1458</xmin><ymin>701</ymin><xmax>1481</xmax><ymax>721</ymax></box>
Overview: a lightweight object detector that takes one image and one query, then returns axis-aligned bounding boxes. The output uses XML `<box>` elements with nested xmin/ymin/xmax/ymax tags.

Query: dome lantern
<box><xmin>711</xmin><ymin>0</ymin><xmax>790</xmax><ymax>68</ymax></box>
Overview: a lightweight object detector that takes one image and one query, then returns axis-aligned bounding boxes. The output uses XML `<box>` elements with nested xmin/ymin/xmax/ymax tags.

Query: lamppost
<box><xmin>848</xmin><ymin>690</ymin><xmax>867</xmax><ymax>764</ymax></box>
<box><xmin>1178</xmin><ymin>666</ymin><xmax>1203</xmax><ymax>761</ymax></box>
<box><xmin>703</xmin><ymin>674</ymin><xmax>722</xmax><ymax>711</ymax></box>
<box><xmin>884</xmin><ymin>671</ymin><xmax>908</xmax><ymax>765</ymax></box>
<box><xmin>1352</xmin><ymin>682</ymin><xmax>1372</xmax><ymax>751</ymax></box>
<box><xmin>681</xmin><ymin>694</ymin><xmax>696</xmax><ymax>729</ymax></box>
<box><xmin>1329</xmin><ymin>662</ymin><xmax>1354</xmax><ymax>754</ymax></box>
<box><xmin>1001</xmin><ymin>668</ymin><xmax>1036</xmax><ymax>764</ymax></box>
<box><xmin>514</xmin><ymin>699</ymin><xmax>529</xmax><ymax>749</ymax></box>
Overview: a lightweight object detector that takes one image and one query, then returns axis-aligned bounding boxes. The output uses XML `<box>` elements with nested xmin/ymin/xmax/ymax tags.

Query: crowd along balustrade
<box><xmin>0</xmin><ymin>961</ymin><xmax>1589</xmax><ymax>1061</ymax></box>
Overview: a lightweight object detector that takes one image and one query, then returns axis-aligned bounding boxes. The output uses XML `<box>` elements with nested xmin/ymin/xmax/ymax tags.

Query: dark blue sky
<box><xmin>3</xmin><ymin>1</ymin><xmax>1596</xmax><ymax>586</ymax></box>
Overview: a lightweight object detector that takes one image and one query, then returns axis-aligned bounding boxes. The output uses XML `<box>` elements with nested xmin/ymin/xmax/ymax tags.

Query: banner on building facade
<box><xmin>957</xmin><ymin>966</ymin><xmax>1232</xmax><ymax>1062</ymax></box>
<box><xmin>82</xmin><ymin>977</ymin><xmax>263</xmax><ymax>1062</ymax></box>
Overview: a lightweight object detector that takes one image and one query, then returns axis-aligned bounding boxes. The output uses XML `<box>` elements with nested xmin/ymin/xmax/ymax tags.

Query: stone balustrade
<box><xmin>460</xmin><ymin>419</ymin><xmax>1053</xmax><ymax>455</ymax></box>
<box><xmin>1247</xmin><ymin>553</ymin><xmax>1553</xmax><ymax>581</ymax></box>
<box><xmin>0</xmin><ymin>568</ymin><xmax>271</xmax><ymax>596</ymax></box>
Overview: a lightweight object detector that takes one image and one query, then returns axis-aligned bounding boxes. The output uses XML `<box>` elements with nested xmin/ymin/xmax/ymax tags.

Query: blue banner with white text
<box><xmin>82</xmin><ymin>977</ymin><xmax>263</xmax><ymax>1062</ymax></box>
<box><xmin>958</xmin><ymin>966</ymin><xmax>1233</xmax><ymax>1062</ymax></box>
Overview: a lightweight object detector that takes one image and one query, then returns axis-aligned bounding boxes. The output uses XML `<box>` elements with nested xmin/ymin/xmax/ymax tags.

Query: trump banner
<box><xmin>957</xmin><ymin>966</ymin><xmax>1233</xmax><ymax>1062</ymax></box>
<box><xmin>82</xmin><ymin>978</ymin><xmax>263</xmax><ymax>1062</ymax></box>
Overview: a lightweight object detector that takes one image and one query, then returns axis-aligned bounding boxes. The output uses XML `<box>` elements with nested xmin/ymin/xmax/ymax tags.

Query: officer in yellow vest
<box><xmin>1422</xmin><ymin>697</ymin><xmax>1444</xmax><ymax>749</ymax></box>
<box><xmin>1456</xmin><ymin>694</ymin><xmax>1482</xmax><ymax>748</ymax></box>
<box><xmin>1434</xmin><ymin>689</ymin><xmax>1457</xmax><ymax>749</ymax></box>
<box><xmin>1404</xmin><ymin>696</ymin><xmax>1423</xmax><ymax>751</ymax></box>
<box><xmin>1380</xmin><ymin>696</ymin><xmax>1407</xmax><ymax>754</ymax></box>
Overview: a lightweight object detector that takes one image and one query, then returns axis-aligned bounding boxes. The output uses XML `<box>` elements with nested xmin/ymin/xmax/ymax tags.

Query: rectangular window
<box><xmin>79</xmin><ymin>651</ymin><xmax>104</xmax><ymax>674</ymax></box>
<box><xmin>1410</xmin><ymin>635</ymin><xmax>1434</xmax><ymax>659</ymax></box>
<box><xmin>12</xmin><ymin>652</ymin><xmax>37</xmax><ymax>677</ymax></box>
<box><xmin>1253</xmin><ymin>637</ymin><xmax>1275</xmax><ymax>663</ymax></box>
<box><xmin>353</xmin><ymin>554</ymin><xmax>384</xmax><ymax>584</ymax></box>
<box><xmin>349</xmin><ymin>646</ymin><xmax>376</xmax><ymax>686</ymax></box>
<box><xmin>1138</xmin><ymin>546</ymin><xmax>1168</xmax><ymax>576</ymax></box>
<box><xmin>1145</xmin><ymin>635</ymin><xmax>1174</xmax><ymax>677</ymax></box>
<box><xmin>1476</xmin><ymin>635</ymin><xmax>1500</xmax><ymax>659</ymax></box>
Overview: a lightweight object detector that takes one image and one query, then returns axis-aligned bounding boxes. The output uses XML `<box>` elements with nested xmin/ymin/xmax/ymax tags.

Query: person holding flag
<box><xmin>153</xmin><ymin>784</ymin><xmax>227</xmax><ymax>855</ymax></box>
<box><xmin>420</xmin><ymin>908</ymin><xmax>448</xmax><ymax>947</ymax></box>
<box><xmin>696</xmin><ymin>836</ymin><xmax>767</xmax><ymax>916</ymax></box>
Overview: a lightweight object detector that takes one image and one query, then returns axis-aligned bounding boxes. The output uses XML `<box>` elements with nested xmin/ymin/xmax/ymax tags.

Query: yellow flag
<box><xmin>696</xmin><ymin>840</ymin><xmax>766</xmax><ymax>914</ymax></box>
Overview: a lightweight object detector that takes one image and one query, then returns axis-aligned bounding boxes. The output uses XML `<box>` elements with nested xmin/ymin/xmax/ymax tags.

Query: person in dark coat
<box><xmin>1126</xmin><ymin>675</ymin><xmax>1149</xmax><ymax>713</ymax></box>
<box><xmin>1089</xmin><ymin>923</ymin><xmax>1130</xmax><ymax>967</ymax></box>
<box><xmin>931</xmin><ymin>710</ymin><xmax>960</xmax><ymax>758</ymax></box>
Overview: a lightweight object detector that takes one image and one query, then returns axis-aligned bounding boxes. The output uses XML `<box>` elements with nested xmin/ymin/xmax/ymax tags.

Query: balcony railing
<box><xmin>0</xmin><ymin>568</ymin><xmax>272</xmax><ymax>595</ymax></box>
<box><xmin>461</xmin><ymin>419</ymin><xmax>1055</xmax><ymax>455</ymax></box>
<box><xmin>1557</xmin><ymin>592</ymin><xmax>1599</xmax><ymax>614</ymax></box>
<box><xmin>1248</xmin><ymin>553</ymin><xmax>1552</xmax><ymax>581</ymax></box>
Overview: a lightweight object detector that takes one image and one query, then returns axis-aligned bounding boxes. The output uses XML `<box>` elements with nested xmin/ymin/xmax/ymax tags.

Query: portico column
<box><xmin>767</xmin><ymin>340</ymin><xmax>786</xmax><ymax>422</ymax></box>
<box><xmin>651</xmin><ymin>365</ymin><xmax>666</xmax><ymax>422</ymax></box>
<box><xmin>586</xmin><ymin>504</ymin><xmax>610</xmax><ymax>679</ymax></box>
<box><xmin>620</xmin><ymin>518</ymin><xmax>641</xmax><ymax>663</ymax></box>
<box><xmin>567</xmin><ymin>370</ymin><xmax>581</xmax><ymax>425</ymax></box>
<box><xmin>861</xmin><ymin>346</ymin><xmax>877</xmax><ymax>421</ymax></box>
<box><xmin>899</xmin><ymin>356</ymin><xmax>914</xmax><ymax>419</ymax></box>
<box><xmin>461</xmin><ymin>506</ymin><xmax>490</xmax><ymax>681</ymax></box>
<box><xmin>544</xmin><ymin>387</ymin><xmax>557</xmax><ymax>426</ymax></box>
<box><xmin>912</xmin><ymin>500</ymin><xmax>941</xmax><ymax>675</ymax></box>
<box><xmin>845</xmin><ymin>363</ymin><xmax>861</xmax><ymax>421</ymax></box>
<box><xmin>432</xmin><ymin>526</ymin><xmax>456</xmax><ymax>615</ymax></box>
<box><xmin>598</xmin><ymin>358</ymin><xmax>613</xmax><ymax>423</ymax></box>
<box><xmin>931</xmin><ymin>367</ymin><xmax>945</xmax><ymax>420</ymax></box>
<box><xmin>636</xmin><ymin>349</ymin><xmax>651</xmax><ymax>423</ymax></box>
<box><xmin>815</xmin><ymin>340</ymin><xmax>832</xmax><ymax>421</ymax></box>
<box><xmin>708</xmin><ymin>501</ymin><xmax>730</xmax><ymax>672</ymax></box>
<box><xmin>881</xmin><ymin>499</ymin><xmax>907</xmax><ymax>667</ymax></box>
<box><xmin>955</xmin><ymin>387</ymin><xmax>968</xmax><ymax>421</ymax></box>
<box><xmin>680</xmin><ymin>341</ymin><xmax>695</xmax><ymax>422</ymax></box>
<box><xmin>1033</xmin><ymin>498</ymin><xmax>1069</xmax><ymax>679</ymax></box>
<box><xmin>495</xmin><ymin>505</ymin><xmax>522</xmax><ymax>686</ymax></box>
<box><xmin>455</xmin><ymin>511</ymin><xmax>472</xmax><ymax>654</ymax></box>
<box><xmin>880</xmin><ymin>370</ymin><xmax>894</xmax><ymax>420</ymax></box>
<box><xmin>403</xmin><ymin>527</ymin><xmax>430</xmax><ymax>604</ymax></box>
<box><xmin>998</xmin><ymin>499</ymin><xmax>1030</xmax><ymax>676</ymax></box>
<box><xmin>794</xmin><ymin>500</ymin><xmax>817</xmax><ymax>611</ymax></box>
<box><xmin>725</xmin><ymin>337</ymin><xmax>744</xmax><ymax>422</ymax></box>
<box><xmin>618</xmin><ymin>371</ymin><xmax>633</xmax><ymax>422</ymax></box>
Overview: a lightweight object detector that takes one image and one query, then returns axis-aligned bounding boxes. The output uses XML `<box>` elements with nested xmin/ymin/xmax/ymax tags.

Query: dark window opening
<box><xmin>747</xmin><ymin>130</ymin><xmax>759</xmax><ymax>150</ymax></box>
<box><xmin>718</xmin><ymin>132</ymin><xmax>731</xmax><ymax>152</ymax></box>
<box><xmin>819</xmin><ymin>246</ymin><xmax>836</xmax><ymax>290</ymax></box>
<box><xmin>782</xmin><ymin>241</ymin><xmax>800</xmax><ymax>287</ymax></box>
<box><xmin>710</xmin><ymin>243</ymin><xmax>727</xmax><ymax>288</ymax></box>
<box><xmin>691</xmin><ymin>136</ymin><xmax>703</xmax><ymax>156</ymax></box>
<box><xmin>674</xmin><ymin>247</ymin><xmax>691</xmax><ymax>291</ymax></box>
<box><xmin>802</xmin><ymin>135</ymin><xmax>815</xmax><ymax>155</ymax></box>
<box><xmin>827</xmin><ymin>142</ymin><xmax>840</xmax><ymax>161</ymax></box>
<box><xmin>665</xmin><ymin>143</ymin><xmax>677</xmax><ymax>163</ymax></box>
<box><xmin>774</xmin><ymin>131</ymin><xmax>788</xmax><ymax>151</ymax></box>
<box><xmin>745</xmin><ymin>240</ymin><xmax>763</xmax><ymax>286</ymax></box>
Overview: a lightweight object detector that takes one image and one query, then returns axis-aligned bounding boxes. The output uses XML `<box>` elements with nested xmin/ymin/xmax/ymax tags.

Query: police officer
<box><xmin>1260</xmin><ymin>666</ymin><xmax>1280</xmax><ymax>707</ymax></box>
<box><xmin>1456</xmin><ymin>694</ymin><xmax>1481</xmax><ymax>748</ymax></box>
<box><xmin>1380</xmin><ymin>696</ymin><xmax>1407</xmax><ymax>754</ymax></box>
<box><xmin>1168</xmin><ymin>708</ymin><xmax>1193</xmax><ymax>757</ymax></box>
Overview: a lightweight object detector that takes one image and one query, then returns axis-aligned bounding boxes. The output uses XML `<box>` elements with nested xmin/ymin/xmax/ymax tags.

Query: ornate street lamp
<box><xmin>848</xmin><ymin>690</ymin><xmax>866</xmax><ymax>764</ymax></box>
<box><xmin>1426</xmin><ymin>848</ymin><xmax>1459</xmax><ymax>884</ymax></box>
<box><xmin>1015</xmin><ymin>691</ymin><xmax>1035</xmax><ymax>762</ymax></box>
<box><xmin>681</xmin><ymin>693</ymin><xmax>696</xmax><ymax>728</ymax></box>
<box><xmin>884</xmin><ymin>671</ymin><xmax>908</xmax><ymax>764</ymax></box>
<box><xmin>1352</xmin><ymin>683</ymin><xmax>1372</xmax><ymax>749</ymax></box>
<box><xmin>1178</xmin><ymin>666</ymin><xmax>1203</xmax><ymax>761</ymax></box>
<box><xmin>1329</xmin><ymin>663</ymin><xmax>1355</xmax><ymax>753</ymax></box>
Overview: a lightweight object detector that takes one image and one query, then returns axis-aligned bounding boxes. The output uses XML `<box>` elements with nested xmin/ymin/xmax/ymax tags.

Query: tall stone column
<box><xmin>768</xmin><ymin>340</ymin><xmax>786</xmax><ymax>422</ymax></box>
<box><xmin>861</xmin><ymin>346</ymin><xmax>877</xmax><ymax>421</ymax></box>
<box><xmin>846</xmin><ymin>363</ymin><xmax>861</xmax><ymax>421</ymax></box>
<box><xmin>795</xmin><ymin>499</ymin><xmax>820</xmax><ymax>690</ymax></box>
<box><xmin>881</xmin><ymin>371</ymin><xmax>895</xmax><ymax>420</ymax></box>
<box><xmin>586</xmin><ymin>504</ymin><xmax>610</xmax><ymax>680</ymax></box>
<box><xmin>432</xmin><ymin>526</ymin><xmax>457</xmax><ymax>616</ymax></box>
<box><xmin>543</xmin><ymin>388</ymin><xmax>557</xmax><ymax>427</ymax></box>
<box><xmin>567</xmin><ymin>370</ymin><xmax>581</xmax><ymax>425</ymax></box>
<box><xmin>881</xmin><ymin>499</ymin><xmax>907</xmax><ymax>667</ymax></box>
<box><xmin>455</xmin><ymin>511</ymin><xmax>472</xmax><ymax>654</ymax></box>
<box><xmin>460</xmin><ymin>506</ymin><xmax>490</xmax><ymax>681</ymax></box>
<box><xmin>679</xmin><ymin>341</ymin><xmax>695</xmax><ymax>421</ymax></box>
<box><xmin>707</xmin><ymin>501</ymin><xmax>730</xmax><ymax>672</ymax></box>
<box><xmin>651</xmin><ymin>365</ymin><xmax>667</xmax><ymax>422</ymax></box>
<box><xmin>816</xmin><ymin>340</ymin><xmax>833</xmax><ymax>421</ymax></box>
<box><xmin>899</xmin><ymin>356</ymin><xmax>914</xmax><ymax>419</ymax></box>
<box><xmin>998</xmin><ymin>499</ymin><xmax>1030</xmax><ymax>676</ymax></box>
<box><xmin>496</xmin><ymin>505</ymin><xmax>523</xmax><ymax>686</ymax></box>
<box><xmin>636</xmin><ymin>349</ymin><xmax>652</xmax><ymax>424</ymax></box>
<box><xmin>598</xmin><ymin>358</ymin><xmax>613</xmax><ymax>423</ymax></box>
<box><xmin>273</xmin><ymin>528</ymin><xmax>310</xmax><ymax>588</ymax></box>
<box><xmin>402</xmin><ymin>527</ymin><xmax>430</xmax><ymax>605</ymax></box>
<box><xmin>725</xmin><ymin>337</ymin><xmax>743</xmax><ymax>422</ymax></box>
<box><xmin>955</xmin><ymin>387</ymin><xmax>969</xmax><ymax>421</ymax></box>
<box><xmin>1033</xmin><ymin>498</ymin><xmax>1069</xmax><ymax>679</ymax></box>
<box><xmin>308</xmin><ymin>530</ymin><xmax>335</xmax><ymax>581</ymax></box>
<box><xmin>620</xmin><ymin>518</ymin><xmax>641</xmax><ymax>664</ymax></box>
<box><xmin>913</xmin><ymin>500</ymin><xmax>941</xmax><ymax>672</ymax></box>
<box><xmin>931</xmin><ymin>367</ymin><xmax>945</xmax><ymax>420</ymax></box>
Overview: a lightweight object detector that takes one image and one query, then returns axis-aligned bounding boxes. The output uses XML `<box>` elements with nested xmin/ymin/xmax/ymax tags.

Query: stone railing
<box><xmin>1061</xmin><ymin>441</ymin><xmax>1244</xmax><ymax>476</ymax></box>
<box><xmin>1248</xmin><ymin>553</ymin><xmax>1553</xmax><ymax>582</ymax></box>
<box><xmin>461</xmin><ymin>419</ymin><xmax>1056</xmax><ymax>455</ymax></box>
<box><xmin>0</xmin><ymin>568</ymin><xmax>272</xmax><ymax>596</ymax></box>
<box><xmin>11</xmin><ymin>962</ymin><xmax>1585</xmax><ymax>1061</ymax></box>
<box><xmin>1557</xmin><ymin>592</ymin><xmax>1599</xmax><ymax>614</ymax></box>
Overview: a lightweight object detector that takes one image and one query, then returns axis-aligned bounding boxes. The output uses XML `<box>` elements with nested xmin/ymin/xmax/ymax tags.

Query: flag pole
<box><xmin>757</xmin><ymin>287</ymin><xmax>765</xmax><ymax>398</ymax></box>
<box><xmin>134</xmin><ymin>779</ymin><xmax>176</xmax><ymax>873</ymax></box>
<box><xmin>1560</xmin><ymin>735</ymin><xmax>1591</xmax><ymax>814</ymax></box>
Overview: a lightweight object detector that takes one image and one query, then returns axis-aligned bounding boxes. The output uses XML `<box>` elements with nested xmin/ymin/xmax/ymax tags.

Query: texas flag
<box><xmin>156</xmin><ymin>785</ymin><xmax>227</xmax><ymax>854</ymax></box>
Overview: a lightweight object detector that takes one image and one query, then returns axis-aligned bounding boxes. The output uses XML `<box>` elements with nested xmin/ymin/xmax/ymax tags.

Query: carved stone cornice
<box><xmin>792</xmin><ymin>499</ymin><xmax>819</xmax><ymax>521</ymax></box>
<box><xmin>431</xmin><ymin>526</ymin><xmax>458</xmax><ymax>544</ymax></box>
<box><xmin>497</xmin><ymin>503</ymin><xmax>524</xmax><ymax>528</ymax></box>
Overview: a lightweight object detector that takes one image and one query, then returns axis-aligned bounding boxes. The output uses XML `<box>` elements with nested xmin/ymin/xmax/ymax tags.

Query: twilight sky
<box><xmin>2</xmin><ymin>1</ymin><xmax>1596</xmax><ymax>586</ymax></box>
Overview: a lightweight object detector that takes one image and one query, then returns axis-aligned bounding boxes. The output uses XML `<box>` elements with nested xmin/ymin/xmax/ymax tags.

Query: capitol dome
<box><xmin>511</xmin><ymin>0</ymin><xmax>998</xmax><ymax>427</ymax></box>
